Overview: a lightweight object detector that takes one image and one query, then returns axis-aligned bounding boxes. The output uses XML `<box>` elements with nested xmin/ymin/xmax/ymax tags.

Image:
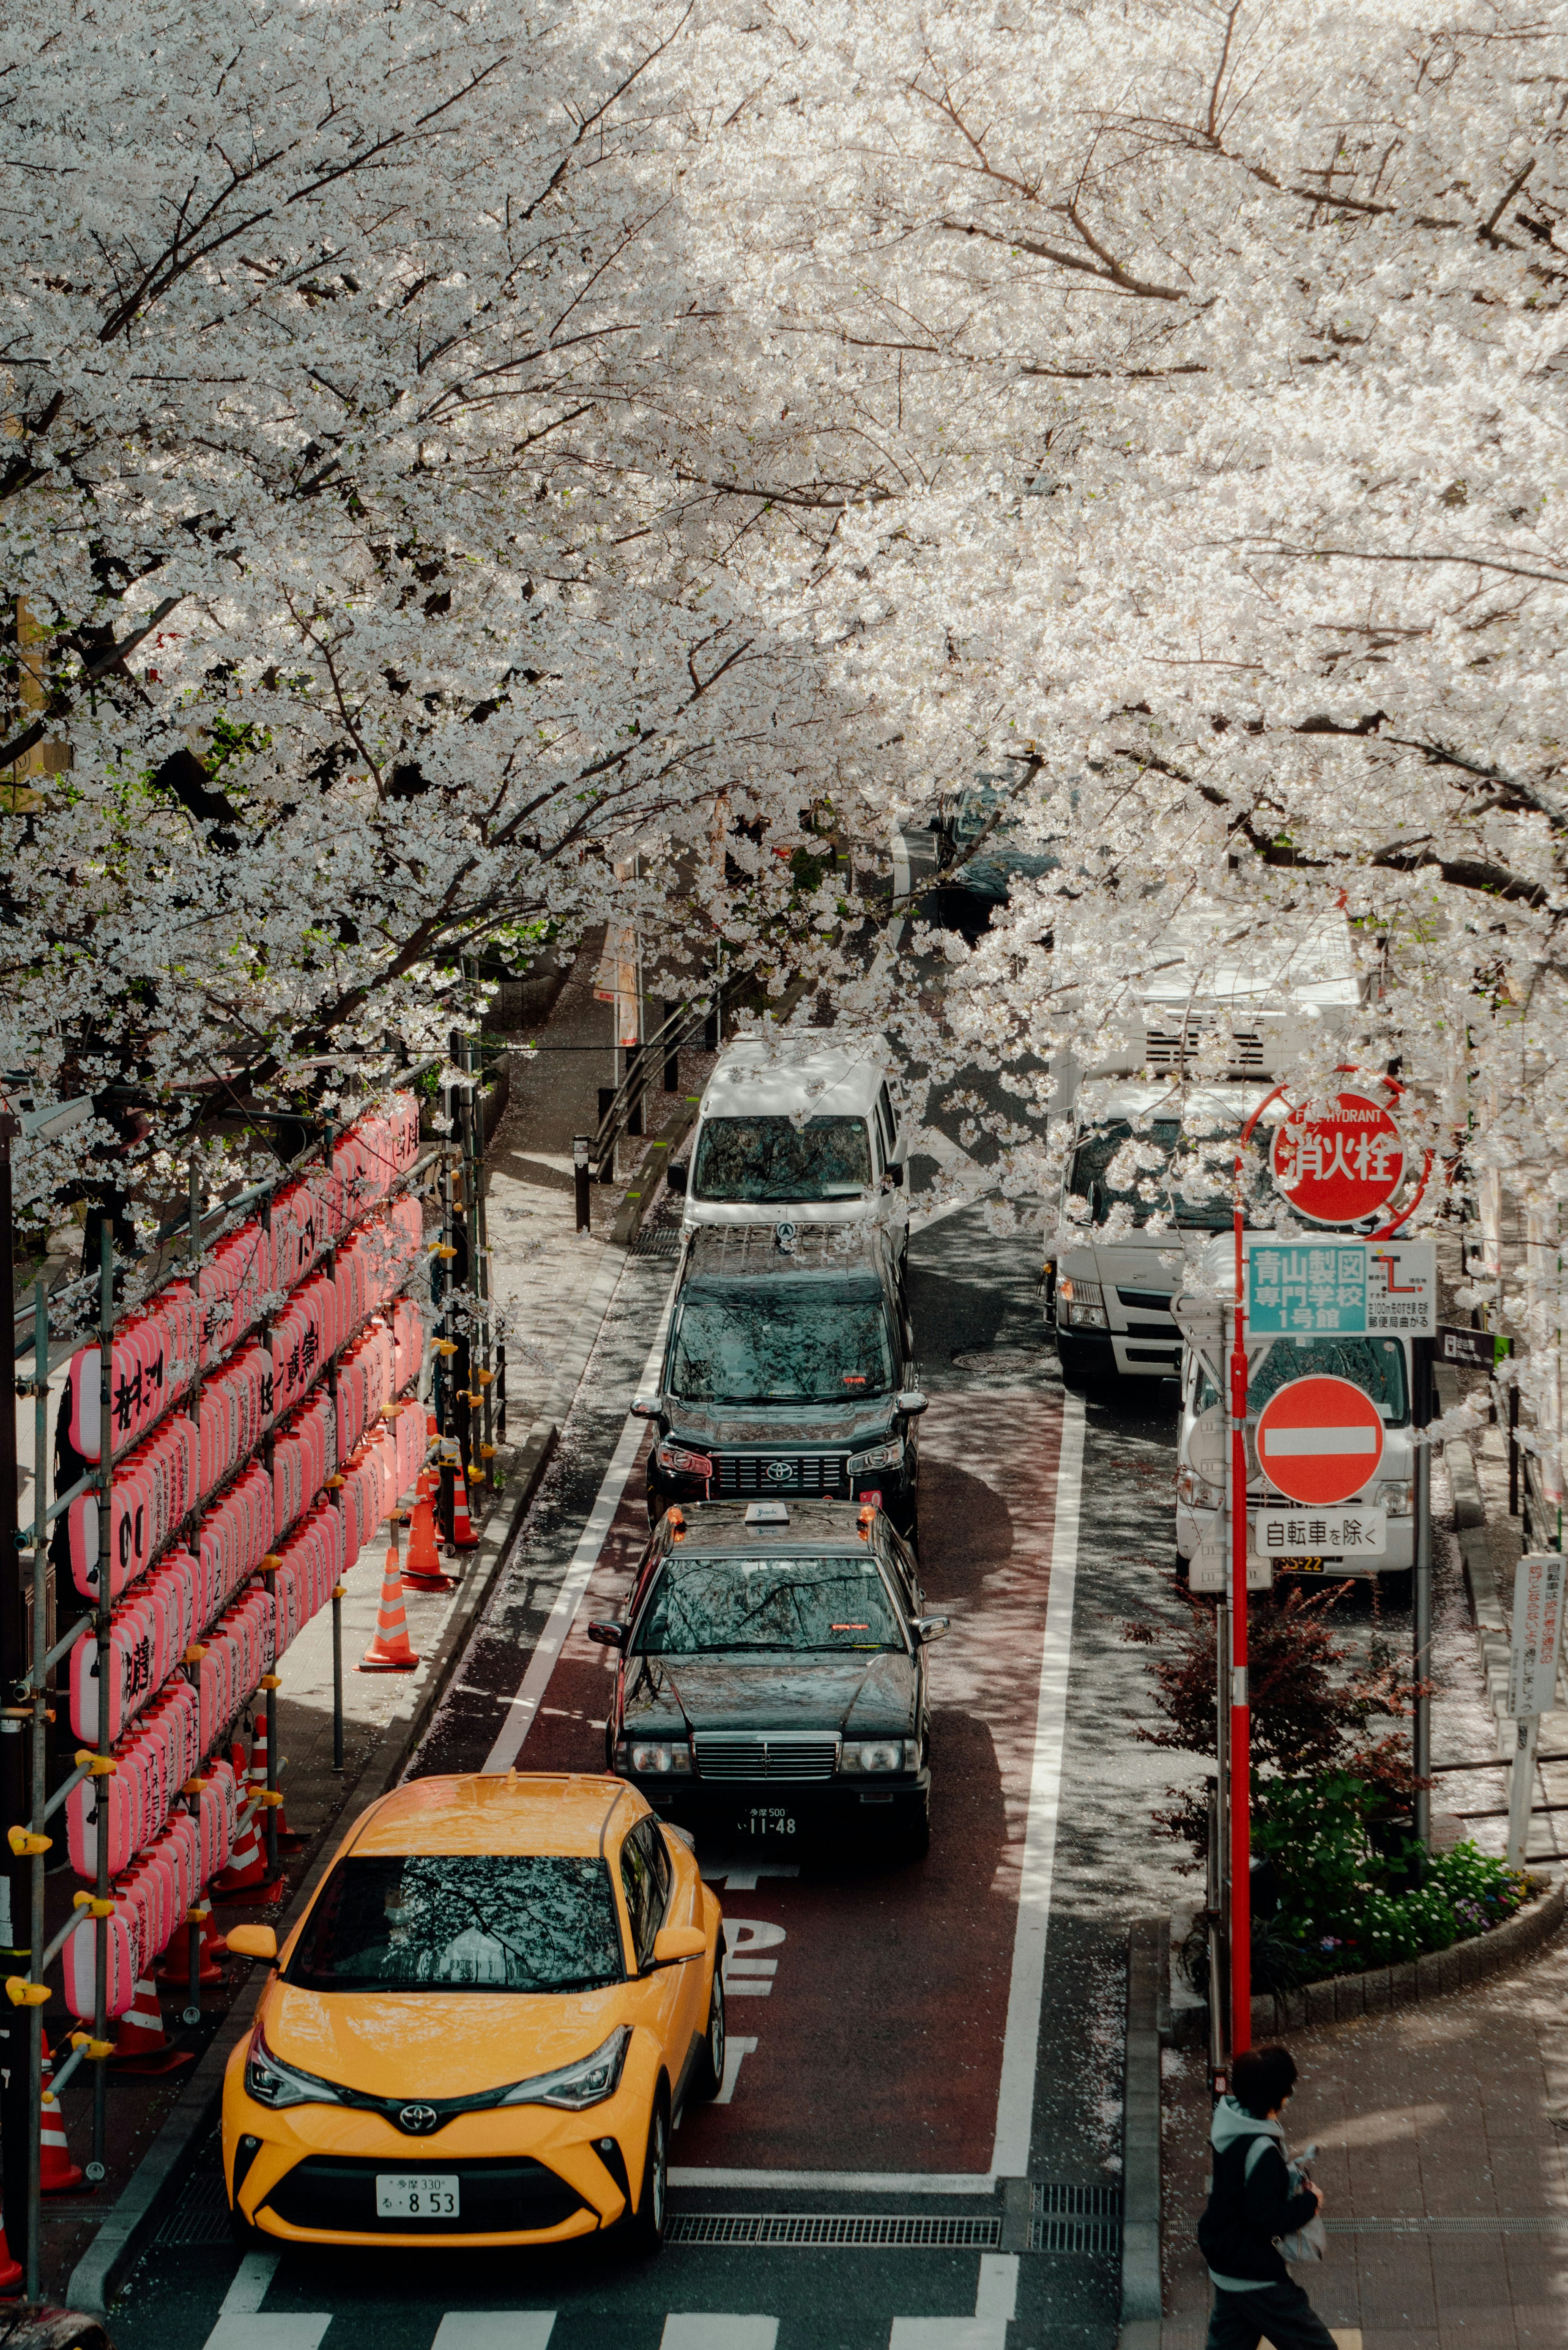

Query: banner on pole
<box><xmin>1508</xmin><ymin>1553</ymin><xmax>1568</xmax><ymax>1721</ymax></box>
<box><xmin>1245</xmin><ymin>1238</ymin><xmax>1436</xmax><ymax>1336</ymax></box>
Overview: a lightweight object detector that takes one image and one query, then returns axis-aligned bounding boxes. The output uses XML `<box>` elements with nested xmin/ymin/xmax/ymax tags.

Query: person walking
<box><xmin>1197</xmin><ymin>2043</ymin><xmax>1336</xmax><ymax>2350</ymax></box>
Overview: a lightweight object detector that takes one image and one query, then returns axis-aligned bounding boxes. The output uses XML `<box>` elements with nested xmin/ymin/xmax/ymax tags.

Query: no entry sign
<box><xmin>1254</xmin><ymin>1375</ymin><xmax>1385</xmax><ymax>1507</ymax></box>
<box><xmin>1272</xmin><ymin>1091</ymin><xmax>1405</xmax><ymax>1226</ymax></box>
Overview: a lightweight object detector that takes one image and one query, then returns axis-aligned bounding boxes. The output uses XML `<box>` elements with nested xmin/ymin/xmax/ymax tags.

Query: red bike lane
<box><xmin>501</xmin><ymin>1391</ymin><xmax>1066</xmax><ymax>2179</ymax></box>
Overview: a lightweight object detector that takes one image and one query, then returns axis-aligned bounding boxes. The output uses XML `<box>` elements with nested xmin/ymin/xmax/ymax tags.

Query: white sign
<box><xmin>1245</xmin><ymin>1238</ymin><xmax>1437</xmax><ymax>1336</ymax></box>
<box><xmin>1252</xmin><ymin>1507</ymin><xmax>1387</xmax><ymax>1559</ymax></box>
<box><xmin>1508</xmin><ymin>1553</ymin><xmax>1568</xmax><ymax>1720</ymax></box>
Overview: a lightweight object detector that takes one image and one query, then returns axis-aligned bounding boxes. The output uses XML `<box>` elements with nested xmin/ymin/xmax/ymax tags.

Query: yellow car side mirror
<box><xmin>650</xmin><ymin>1924</ymin><xmax>706</xmax><ymax>1969</ymax></box>
<box><xmin>227</xmin><ymin>1925</ymin><xmax>279</xmax><ymax>1965</ymax></box>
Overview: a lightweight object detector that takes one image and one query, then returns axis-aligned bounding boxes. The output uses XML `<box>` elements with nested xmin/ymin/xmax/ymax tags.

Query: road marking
<box><xmin>222</xmin><ymin>2261</ymin><xmax>279</xmax><ymax>2317</ymax></box>
<box><xmin>661</xmin><ymin>2321</ymin><xmax>778</xmax><ymax>2350</ymax></box>
<box><xmin>202</xmin><ymin>2254</ymin><xmax>332</xmax><ymax>2350</ymax></box>
<box><xmin>706</xmin><ymin>1860</ymin><xmax>799</xmax><ymax>1893</ymax></box>
<box><xmin>889</xmin><ymin>2252</ymin><xmax>1019</xmax><ymax>2349</ymax></box>
<box><xmin>723</xmin><ymin>1919</ymin><xmax>786</xmax><ymax>1998</ymax></box>
<box><xmin>668</xmin><ymin>2168</ymin><xmax>995</xmax><ymax>2192</ymax></box>
<box><xmin>431</xmin><ymin>2320</ymin><xmax>556</xmax><ymax>2349</ymax></box>
<box><xmin>481</xmin><ymin>1285</ymin><xmax>676</xmax><ymax>1773</ymax></box>
<box><xmin>990</xmin><ymin>1392</ymin><xmax>1084</xmax><ymax>2180</ymax></box>
<box><xmin>714</xmin><ymin>2036</ymin><xmax>758</xmax><ymax>2105</ymax></box>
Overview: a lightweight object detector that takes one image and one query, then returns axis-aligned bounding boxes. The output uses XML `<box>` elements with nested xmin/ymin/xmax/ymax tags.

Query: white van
<box><xmin>1046</xmin><ymin>1080</ymin><xmax>1268</xmax><ymax>1385</ymax></box>
<box><xmin>670</xmin><ymin>1035</ymin><xmax>909</xmax><ymax>1253</ymax></box>
<box><xmin>1174</xmin><ymin>1250</ymin><xmax>1416</xmax><ymax>1595</ymax></box>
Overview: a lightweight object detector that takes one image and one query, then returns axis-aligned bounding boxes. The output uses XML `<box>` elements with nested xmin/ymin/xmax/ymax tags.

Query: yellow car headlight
<box><xmin>497</xmin><ymin>2025</ymin><xmax>632</xmax><ymax>2112</ymax></box>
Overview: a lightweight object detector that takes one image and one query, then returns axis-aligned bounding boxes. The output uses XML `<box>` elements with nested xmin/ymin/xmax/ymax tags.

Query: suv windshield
<box><xmin>693</xmin><ymin>1114</ymin><xmax>872</xmax><ymax>1204</ymax></box>
<box><xmin>668</xmin><ymin>1280</ymin><xmax>895</xmax><ymax>1404</ymax></box>
<box><xmin>635</xmin><ymin>1553</ymin><xmax>903</xmax><ymax>1653</ymax></box>
<box><xmin>1196</xmin><ymin>1336</ymin><xmax>1409</xmax><ymax>1425</ymax></box>
<box><xmin>284</xmin><ymin>1855</ymin><xmax>625</xmax><ymax>1994</ymax></box>
<box><xmin>1070</xmin><ymin>1117</ymin><xmax>1239</xmax><ymax>1232</ymax></box>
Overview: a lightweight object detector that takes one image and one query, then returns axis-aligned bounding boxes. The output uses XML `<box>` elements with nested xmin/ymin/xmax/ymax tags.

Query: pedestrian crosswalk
<box><xmin>198</xmin><ymin>2253</ymin><xmax>1022</xmax><ymax>2350</ymax></box>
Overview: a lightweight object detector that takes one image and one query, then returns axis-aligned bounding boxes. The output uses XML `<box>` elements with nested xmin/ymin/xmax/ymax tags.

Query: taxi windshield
<box><xmin>635</xmin><ymin>1553</ymin><xmax>904</xmax><ymax>1653</ymax></box>
<box><xmin>1196</xmin><ymin>1336</ymin><xmax>1409</xmax><ymax>1426</ymax></box>
<box><xmin>1069</xmin><ymin>1116</ymin><xmax>1240</xmax><ymax>1232</ymax></box>
<box><xmin>692</xmin><ymin>1114</ymin><xmax>872</xmax><ymax>1204</ymax></box>
<box><xmin>284</xmin><ymin>1855</ymin><xmax>625</xmax><ymax>1994</ymax></box>
<box><xmin>668</xmin><ymin>1280</ymin><xmax>895</xmax><ymax>1404</ymax></box>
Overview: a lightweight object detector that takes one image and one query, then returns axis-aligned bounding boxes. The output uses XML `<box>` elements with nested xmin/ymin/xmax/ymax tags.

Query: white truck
<box><xmin>1045</xmin><ymin>912</ymin><xmax>1366</xmax><ymax>1385</ymax></box>
<box><xmin>1172</xmin><ymin>1238</ymin><xmax>1416</xmax><ymax>1597</ymax></box>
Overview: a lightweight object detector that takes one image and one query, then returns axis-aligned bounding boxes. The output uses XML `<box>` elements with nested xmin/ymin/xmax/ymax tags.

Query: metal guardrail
<box><xmin>590</xmin><ymin>983</ymin><xmax>733</xmax><ymax>1178</ymax></box>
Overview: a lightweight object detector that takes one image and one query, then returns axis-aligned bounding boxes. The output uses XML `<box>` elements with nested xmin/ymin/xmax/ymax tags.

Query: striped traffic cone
<box><xmin>448</xmin><ymin>1458</ymin><xmax>480</xmax><ymax>1550</ymax></box>
<box><xmin>109</xmin><ymin>1974</ymin><xmax>192</xmax><ymax>2076</ymax></box>
<box><xmin>403</xmin><ymin>1485</ymin><xmax>454</xmax><ymax>1594</ymax></box>
<box><xmin>0</xmin><ymin>2212</ymin><xmax>20</xmax><ymax>2290</ymax></box>
<box><xmin>247</xmin><ymin>1710</ymin><xmax>304</xmax><ymax>1850</ymax></box>
<box><xmin>156</xmin><ymin>1908</ymin><xmax>226</xmax><ymax>1988</ymax></box>
<box><xmin>211</xmin><ymin>1799</ymin><xmax>278</xmax><ymax>1902</ymax></box>
<box><xmin>39</xmin><ymin>2034</ymin><xmax>86</xmax><ymax>2191</ymax></box>
<box><xmin>360</xmin><ymin>1545</ymin><xmax>419</xmax><ymax>1671</ymax></box>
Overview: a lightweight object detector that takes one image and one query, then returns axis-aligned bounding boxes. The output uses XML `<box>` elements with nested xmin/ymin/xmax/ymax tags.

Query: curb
<box><xmin>66</xmin><ymin>1407</ymin><xmax>568</xmax><ymax>2312</ymax></box>
<box><xmin>1171</xmin><ymin>1874</ymin><xmax>1566</xmax><ymax>2050</ymax></box>
<box><xmin>1120</xmin><ymin>1918</ymin><xmax>1164</xmax><ymax>2336</ymax></box>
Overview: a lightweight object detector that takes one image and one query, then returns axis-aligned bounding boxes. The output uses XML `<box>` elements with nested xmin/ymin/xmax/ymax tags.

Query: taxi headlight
<box><xmin>848</xmin><ymin>1439</ymin><xmax>903</xmax><ymax>1475</ymax></box>
<box><xmin>245</xmin><ymin>2025</ymin><xmax>345</xmax><ymax>2112</ymax></box>
<box><xmin>625</xmin><ymin>1740</ymin><xmax>693</xmax><ymax>1775</ymax></box>
<box><xmin>655</xmin><ymin>1440</ymin><xmax>713</xmax><ymax>1478</ymax></box>
<box><xmin>840</xmin><ymin>1740</ymin><xmax>909</xmax><ymax>1774</ymax></box>
<box><xmin>499</xmin><ymin>2025</ymin><xmax>631</xmax><ymax>2112</ymax></box>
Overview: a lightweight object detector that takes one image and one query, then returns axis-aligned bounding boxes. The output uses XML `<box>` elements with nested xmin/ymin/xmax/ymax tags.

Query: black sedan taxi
<box><xmin>590</xmin><ymin>1498</ymin><xmax>946</xmax><ymax>1858</ymax></box>
<box><xmin>637</xmin><ymin>1223</ymin><xmax>925</xmax><ymax>1541</ymax></box>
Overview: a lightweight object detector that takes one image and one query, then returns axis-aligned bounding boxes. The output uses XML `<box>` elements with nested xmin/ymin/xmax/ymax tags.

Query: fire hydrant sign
<box><xmin>1246</xmin><ymin>1238</ymin><xmax>1436</xmax><ymax>1336</ymax></box>
<box><xmin>1254</xmin><ymin>1375</ymin><xmax>1385</xmax><ymax>1508</ymax></box>
<box><xmin>1507</xmin><ymin>1553</ymin><xmax>1568</xmax><ymax>1721</ymax></box>
<box><xmin>1271</xmin><ymin>1090</ymin><xmax>1405</xmax><ymax>1226</ymax></box>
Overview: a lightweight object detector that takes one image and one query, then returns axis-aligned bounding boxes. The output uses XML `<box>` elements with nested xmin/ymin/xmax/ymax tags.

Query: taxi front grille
<box><xmin>715</xmin><ymin>1454</ymin><xmax>849</xmax><ymax>1496</ymax></box>
<box><xmin>696</xmin><ymin>1735</ymin><xmax>840</xmax><ymax>1782</ymax></box>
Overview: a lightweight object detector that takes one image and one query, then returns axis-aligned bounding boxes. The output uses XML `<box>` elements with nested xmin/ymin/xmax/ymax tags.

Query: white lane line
<box><xmin>221</xmin><ymin>2260</ymin><xmax>279</xmax><ymax>2317</ymax></box>
<box><xmin>480</xmin><ymin>1282</ymin><xmax>677</xmax><ymax>1774</ymax></box>
<box><xmin>661</xmin><ymin>2321</ymin><xmax>778</xmax><ymax>2350</ymax></box>
<box><xmin>668</xmin><ymin>2168</ymin><xmax>995</xmax><ymax>2193</ymax></box>
<box><xmin>432</xmin><ymin>2319</ymin><xmax>556</xmax><ymax>2349</ymax></box>
<box><xmin>203</xmin><ymin>2317</ymin><xmax>332</xmax><ymax>2350</ymax></box>
<box><xmin>889</xmin><ymin>2252</ymin><xmax>1019</xmax><ymax>2350</ymax></box>
<box><xmin>989</xmin><ymin>1392</ymin><xmax>1085</xmax><ymax>2181</ymax></box>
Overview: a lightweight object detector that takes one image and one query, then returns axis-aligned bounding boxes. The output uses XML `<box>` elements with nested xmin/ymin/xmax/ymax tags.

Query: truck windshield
<box><xmin>668</xmin><ymin>1281</ymin><xmax>895</xmax><ymax>1404</ymax></box>
<box><xmin>693</xmin><ymin>1114</ymin><xmax>873</xmax><ymax>1203</ymax></box>
<box><xmin>1069</xmin><ymin>1118</ymin><xmax>1238</xmax><ymax>1232</ymax></box>
<box><xmin>1197</xmin><ymin>1336</ymin><xmax>1409</xmax><ymax>1425</ymax></box>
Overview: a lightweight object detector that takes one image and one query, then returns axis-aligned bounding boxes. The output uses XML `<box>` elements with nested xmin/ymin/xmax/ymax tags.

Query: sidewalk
<box><xmin>1157</xmin><ymin>1391</ymin><xmax>1568</xmax><ymax>2350</ymax></box>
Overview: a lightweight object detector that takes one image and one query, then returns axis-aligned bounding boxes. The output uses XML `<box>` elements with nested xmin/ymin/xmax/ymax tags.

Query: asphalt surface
<box><xmin>105</xmin><ymin>1198</ymin><xmax>1200</xmax><ymax>2350</ymax></box>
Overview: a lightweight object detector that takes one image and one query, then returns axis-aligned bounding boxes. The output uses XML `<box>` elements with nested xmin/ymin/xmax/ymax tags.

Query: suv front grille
<box><xmin>264</xmin><ymin>2156</ymin><xmax>582</xmax><ymax>2238</ymax></box>
<box><xmin>696</xmin><ymin>1735</ymin><xmax>840</xmax><ymax>1782</ymax></box>
<box><xmin>715</xmin><ymin>1454</ymin><xmax>849</xmax><ymax>1497</ymax></box>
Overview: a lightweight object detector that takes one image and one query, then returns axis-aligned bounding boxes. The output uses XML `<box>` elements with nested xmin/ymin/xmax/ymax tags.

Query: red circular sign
<box><xmin>1271</xmin><ymin>1091</ymin><xmax>1405</xmax><ymax>1226</ymax></box>
<box><xmin>1255</xmin><ymin>1376</ymin><xmax>1385</xmax><ymax>1508</ymax></box>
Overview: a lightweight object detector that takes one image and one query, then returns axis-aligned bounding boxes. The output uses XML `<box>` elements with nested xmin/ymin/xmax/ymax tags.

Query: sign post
<box><xmin>1506</xmin><ymin>1553</ymin><xmax>1567</xmax><ymax>1867</ymax></box>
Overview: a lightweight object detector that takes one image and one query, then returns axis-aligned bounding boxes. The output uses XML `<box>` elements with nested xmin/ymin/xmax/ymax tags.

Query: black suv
<box><xmin>636</xmin><ymin>1223</ymin><xmax>925</xmax><ymax>1540</ymax></box>
<box><xmin>592</xmin><ymin>1496</ymin><xmax>946</xmax><ymax>1858</ymax></box>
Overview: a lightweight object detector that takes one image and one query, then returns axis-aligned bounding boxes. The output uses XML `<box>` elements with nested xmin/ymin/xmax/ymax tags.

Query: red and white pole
<box><xmin>1229</xmin><ymin>1194</ymin><xmax>1252</xmax><ymax>2057</ymax></box>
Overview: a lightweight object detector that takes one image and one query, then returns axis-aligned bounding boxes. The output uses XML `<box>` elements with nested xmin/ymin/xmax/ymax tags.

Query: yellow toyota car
<box><xmin>221</xmin><ymin>1771</ymin><xmax>725</xmax><ymax>2252</ymax></box>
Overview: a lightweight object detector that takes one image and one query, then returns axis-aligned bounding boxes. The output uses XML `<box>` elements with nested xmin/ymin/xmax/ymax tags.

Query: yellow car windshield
<box><xmin>284</xmin><ymin>1855</ymin><xmax>626</xmax><ymax>1994</ymax></box>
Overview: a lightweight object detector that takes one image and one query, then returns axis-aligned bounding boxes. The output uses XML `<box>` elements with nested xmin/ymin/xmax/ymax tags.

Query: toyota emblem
<box><xmin>398</xmin><ymin>2103</ymin><xmax>440</xmax><ymax>2134</ymax></box>
<box><xmin>765</xmin><ymin>1460</ymin><xmax>795</xmax><ymax>1484</ymax></box>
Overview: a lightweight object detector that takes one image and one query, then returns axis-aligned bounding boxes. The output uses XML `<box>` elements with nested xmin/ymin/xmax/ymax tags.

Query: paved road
<box><xmin>109</xmin><ymin>1202</ymin><xmax>1197</xmax><ymax>2350</ymax></box>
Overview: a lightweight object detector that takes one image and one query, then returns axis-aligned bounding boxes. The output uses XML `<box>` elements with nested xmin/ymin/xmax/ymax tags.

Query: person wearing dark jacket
<box><xmin>1196</xmin><ymin>2044</ymin><xmax>1335</xmax><ymax>2350</ymax></box>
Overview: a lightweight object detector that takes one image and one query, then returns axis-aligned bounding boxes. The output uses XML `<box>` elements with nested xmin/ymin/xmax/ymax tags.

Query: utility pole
<box><xmin>1412</xmin><ymin>1334</ymin><xmax>1434</xmax><ymax>1847</ymax></box>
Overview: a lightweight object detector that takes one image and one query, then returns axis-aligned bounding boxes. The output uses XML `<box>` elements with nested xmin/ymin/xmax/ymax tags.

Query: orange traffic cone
<box><xmin>0</xmin><ymin>2212</ymin><xmax>20</xmax><ymax>2290</ymax></box>
<box><xmin>402</xmin><ymin>1488</ymin><xmax>454</xmax><ymax>1594</ymax></box>
<box><xmin>156</xmin><ymin>1908</ymin><xmax>226</xmax><ymax>1987</ymax></box>
<box><xmin>39</xmin><ymin>2034</ymin><xmax>85</xmax><ymax>2191</ymax></box>
<box><xmin>448</xmin><ymin>1459</ymin><xmax>480</xmax><ymax>1550</ymax></box>
<box><xmin>360</xmin><ymin>1545</ymin><xmax>420</xmax><ymax>1671</ymax></box>
<box><xmin>211</xmin><ymin>1798</ymin><xmax>279</xmax><ymax>1903</ymax></box>
<box><xmin>247</xmin><ymin>1711</ymin><xmax>304</xmax><ymax>1850</ymax></box>
<box><xmin>109</xmin><ymin>1974</ymin><xmax>192</xmax><ymax>2076</ymax></box>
